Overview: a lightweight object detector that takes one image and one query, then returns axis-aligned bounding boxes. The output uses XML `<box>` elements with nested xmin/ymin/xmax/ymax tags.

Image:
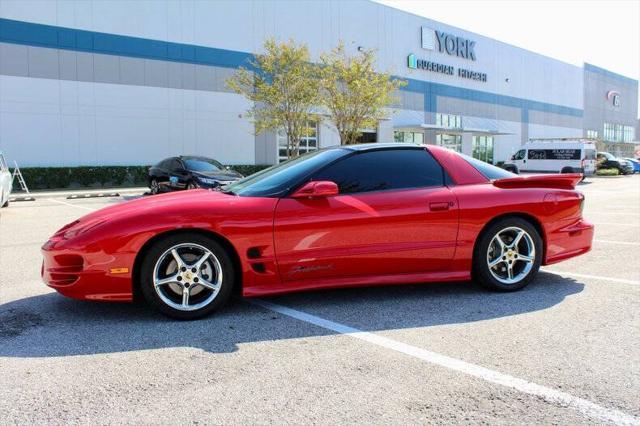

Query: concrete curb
<box><xmin>11</xmin><ymin>187</ymin><xmax>147</xmax><ymax>199</ymax></box>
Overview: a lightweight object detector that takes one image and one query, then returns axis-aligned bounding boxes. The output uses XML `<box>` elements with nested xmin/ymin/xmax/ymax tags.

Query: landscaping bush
<box><xmin>596</xmin><ymin>168</ymin><xmax>619</xmax><ymax>176</ymax></box>
<box><xmin>11</xmin><ymin>164</ymin><xmax>271</xmax><ymax>191</ymax></box>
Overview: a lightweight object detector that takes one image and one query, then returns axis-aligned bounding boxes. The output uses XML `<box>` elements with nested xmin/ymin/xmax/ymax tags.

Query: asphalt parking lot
<box><xmin>0</xmin><ymin>176</ymin><xmax>638</xmax><ymax>425</ymax></box>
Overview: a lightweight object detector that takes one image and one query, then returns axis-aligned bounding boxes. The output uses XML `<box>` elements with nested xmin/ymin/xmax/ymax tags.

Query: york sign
<box><xmin>422</xmin><ymin>27</ymin><xmax>476</xmax><ymax>61</ymax></box>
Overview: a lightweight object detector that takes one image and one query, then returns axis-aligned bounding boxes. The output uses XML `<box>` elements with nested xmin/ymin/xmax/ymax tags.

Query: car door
<box><xmin>512</xmin><ymin>149</ymin><xmax>526</xmax><ymax>171</ymax></box>
<box><xmin>152</xmin><ymin>159</ymin><xmax>173</xmax><ymax>190</ymax></box>
<box><xmin>167</xmin><ymin>158</ymin><xmax>189</xmax><ymax>189</ymax></box>
<box><xmin>273</xmin><ymin>148</ymin><xmax>459</xmax><ymax>282</ymax></box>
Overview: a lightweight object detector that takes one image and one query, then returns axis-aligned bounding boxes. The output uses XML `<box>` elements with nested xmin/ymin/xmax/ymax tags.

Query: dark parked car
<box><xmin>596</xmin><ymin>152</ymin><xmax>634</xmax><ymax>175</ymax></box>
<box><xmin>148</xmin><ymin>156</ymin><xmax>243</xmax><ymax>194</ymax></box>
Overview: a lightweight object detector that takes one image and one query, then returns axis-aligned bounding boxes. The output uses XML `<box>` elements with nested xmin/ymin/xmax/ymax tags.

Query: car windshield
<box><xmin>460</xmin><ymin>153</ymin><xmax>516</xmax><ymax>180</ymax></box>
<box><xmin>223</xmin><ymin>148</ymin><xmax>348</xmax><ymax>197</ymax></box>
<box><xmin>600</xmin><ymin>152</ymin><xmax>616</xmax><ymax>160</ymax></box>
<box><xmin>183</xmin><ymin>157</ymin><xmax>224</xmax><ymax>172</ymax></box>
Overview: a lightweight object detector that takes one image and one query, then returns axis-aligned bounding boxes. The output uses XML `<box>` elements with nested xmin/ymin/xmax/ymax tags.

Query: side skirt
<box><xmin>242</xmin><ymin>270</ymin><xmax>471</xmax><ymax>297</ymax></box>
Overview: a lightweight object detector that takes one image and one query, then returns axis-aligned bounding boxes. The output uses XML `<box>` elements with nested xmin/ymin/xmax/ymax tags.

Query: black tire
<box><xmin>149</xmin><ymin>178</ymin><xmax>159</xmax><ymax>195</ymax></box>
<box><xmin>186</xmin><ymin>181</ymin><xmax>198</xmax><ymax>190</ymax></box>
<box><xmin>139</xmin><ymin>233</ymin><xmax>235</xmax><ymax>320</ymax></box>
<box><xmin>473</xmin><ymin>217</ymin><xmax>542</xmax><ymax>292</ymax></box>
<box><xmin>561</xmin><ymin>167</ymin><xmax>574</xmax><ymax>174</ymax></box>
<box><xmin>1</xmin><ymin>199</ymin><xmax>8</xmax><ymax>208</ymax></box>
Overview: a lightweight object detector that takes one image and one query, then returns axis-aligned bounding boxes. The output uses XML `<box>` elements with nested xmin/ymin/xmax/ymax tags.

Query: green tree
<box><xmin>227</xmin><ymin>38</ymin><xmax>319</xmax><ymax>159</ymax></box>
<box><xmin>319</xmin><ymin>43</ymin><xmax>406</xmax><ymax>145</ymax></box>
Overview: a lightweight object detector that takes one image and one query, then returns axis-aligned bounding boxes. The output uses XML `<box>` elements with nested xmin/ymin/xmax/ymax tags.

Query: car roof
<box><xmin>179</xmin><ymin>155</ymin><xmax>217</xmax><ymax>160</ymax></box>
<box><xmin>339</xmin><ymin>143</ymin><xmax>426</xmax><ymax>152</ymax></box>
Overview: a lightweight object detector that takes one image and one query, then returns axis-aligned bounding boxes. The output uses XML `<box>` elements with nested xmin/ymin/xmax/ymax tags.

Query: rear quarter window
<box><xmin>461</xmin><ymin>154</ymin><xmax>516</xmax><ymax>180</ymax></box>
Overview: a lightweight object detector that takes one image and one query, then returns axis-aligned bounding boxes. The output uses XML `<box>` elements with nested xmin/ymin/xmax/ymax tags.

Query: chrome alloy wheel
<box><xmin>153</xmin><ymin>243</ymin><xmax>223</xmax><ymax>311</ymax></box>
<box><xmin>150</xmin><ymin>179</ymin><xmax>159</xmax><ymax>194</ymax></box>
<box><xmin>486</xmin><ymin>226</ymin><xmax>536</xmax><ymax>285</ymax></box>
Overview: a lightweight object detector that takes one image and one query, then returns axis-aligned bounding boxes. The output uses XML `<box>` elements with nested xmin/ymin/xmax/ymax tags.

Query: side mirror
<box><xmin>291</xmin><ymin>181</ymin><xmax>339</xmax><ymax>199</ymax></box>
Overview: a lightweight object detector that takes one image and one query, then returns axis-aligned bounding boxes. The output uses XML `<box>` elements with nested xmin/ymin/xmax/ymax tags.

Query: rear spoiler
<box><xmin>492</xmin><ymin>173</ymin><xmax>582</xmax><ymax>190</ymax></box>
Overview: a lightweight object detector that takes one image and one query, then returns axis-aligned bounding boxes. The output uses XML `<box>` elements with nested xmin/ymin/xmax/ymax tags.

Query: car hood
<box><xmin>61</xmin><ymin>190</ymin><xmax>234</xmax><ymax>231</ymax></box>
<box><xmin>191</xmin><ymin>170</ymin><xmax>242</xmax><ymax>180</ymax></box>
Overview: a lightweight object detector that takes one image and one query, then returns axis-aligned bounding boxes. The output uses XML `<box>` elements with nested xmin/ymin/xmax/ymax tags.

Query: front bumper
<box><xmin>544</xmin><ymin>219</ymin><xmax>594</xmax><ymax>265</ymax></box>
<box><xmin>41</xmin><ymin>240</ymin><xmax>134</xmax><ymax>302</ymax></box>
<box><xmin>194</xmin><ymin>179</ymin><xmax>237</xmax><ymax>189</ymax></box>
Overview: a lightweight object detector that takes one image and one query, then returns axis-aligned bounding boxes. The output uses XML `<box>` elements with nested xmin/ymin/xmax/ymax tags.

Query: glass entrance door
<box><xmin>436</xmin><ymin>134</ymin><xmax>462</xmax><ymax>152</ymax></box>
<box><xmin>472</xmin><ymin>136</ymin><xmax>494</xmax><ymax>164</ymax></box>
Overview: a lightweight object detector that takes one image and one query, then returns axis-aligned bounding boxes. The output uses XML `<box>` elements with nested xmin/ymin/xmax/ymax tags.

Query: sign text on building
<box><xmin>408</xmin><ymin>54</ymin><xmax>487</xmax><ymax>82</ymax></box>
<box><xmin>422</xmin><ymin>27</ymin><xmax>477</xmax><ymax>61</ymax></box>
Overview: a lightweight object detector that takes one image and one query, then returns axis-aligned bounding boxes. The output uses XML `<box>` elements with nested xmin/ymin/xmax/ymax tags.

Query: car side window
<box><xmin>514</xmin><ymin>150</ymin><xmax>526</xmax><ymax>160</ymax></box>
<box><xmin>169</xmin><ymin>159</ymin><xmax>183</xmax><ymax>172</ymax></box>
<box><xmin>309</xmin><ymin>149</ymin><xmax>445</xmax><ymax>195</ymax></box>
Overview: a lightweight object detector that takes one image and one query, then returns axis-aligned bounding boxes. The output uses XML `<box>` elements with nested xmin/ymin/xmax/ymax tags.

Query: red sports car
<box><xmin>42</xmin><ymin>144</ymin><xmax>593</xmax><ymax>319</ymax></box>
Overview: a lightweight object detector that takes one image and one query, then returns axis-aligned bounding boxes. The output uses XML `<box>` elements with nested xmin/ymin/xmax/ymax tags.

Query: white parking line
<box><xmin>250</xmin><ymin>299</ymin><xmax>639</xmax><ymax>425</ymax></box>
<box><xmin>47</xmin><ymin>198</ymin><xmax>97</xmax><ymax>211</ymax></box>
<box><xmin>594</xmin><ymin>239</ymin><xmax>640</xmax><ymax>246</ymax></box>
<box><xmin>542</xmin><ymin>269</ymin><xmax>640</xmax><ymax>285</ymax></box>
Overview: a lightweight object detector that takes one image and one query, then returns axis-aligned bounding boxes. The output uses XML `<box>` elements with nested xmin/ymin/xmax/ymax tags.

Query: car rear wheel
<box><xmin>140</xmin><ymin>233</ymin><xmax>235</xmax><ymax>319</ymax></box>
<box><xmin>473</xmin><ymin>218</ymin><xmax>542</xmax><ymax>291</ymax></box>
<box><xmin>150</xmin><ymin>179</ymin><xmax>160</xmax><ymax>195</ymax></box>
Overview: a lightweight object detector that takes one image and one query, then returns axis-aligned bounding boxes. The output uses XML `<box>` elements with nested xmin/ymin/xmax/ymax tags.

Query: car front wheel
<box><xmin>139</xmin><ymin>233</ymin><xmax>235</xmax><ymax>319</ymax></box>
<box><xmin>150</xmin><ymin>179</ymin><xmax>160</xmax><ymax>195</ymax></box>
<box><xmin>473</xmin><ymin>218</ymin><xmax>542</xmax><ymax>291</ymax></box>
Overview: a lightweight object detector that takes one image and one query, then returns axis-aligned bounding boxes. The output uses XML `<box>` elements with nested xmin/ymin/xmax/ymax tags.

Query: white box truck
<box><xmin>503</xmin><ymin>138</ymin><xmax>597</xmax><ymax>175</ymax></box>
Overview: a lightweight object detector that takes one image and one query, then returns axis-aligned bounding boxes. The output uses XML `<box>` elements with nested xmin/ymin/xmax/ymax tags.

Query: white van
<box><xmin>503</xmin><ymin>139</ymin><xmax>597</xmax><ymax>175</ymax></box>
<box><xmin>0</xmin><ymin>152</ymin><xmax>12</xmax><ymax>208</ymax></box>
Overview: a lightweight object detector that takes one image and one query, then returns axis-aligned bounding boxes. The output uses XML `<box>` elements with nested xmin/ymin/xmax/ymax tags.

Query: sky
<box><xmin>375</xmin><ymin>0</ymin><xmax>640</xmax><ymax>81</ymax></box>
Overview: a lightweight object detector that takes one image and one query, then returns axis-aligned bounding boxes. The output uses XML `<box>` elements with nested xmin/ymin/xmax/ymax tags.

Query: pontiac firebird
<box><xmin>42</xmin><ymin>144</ymin><xmax>593</xmax><ymax>319</ymax></box>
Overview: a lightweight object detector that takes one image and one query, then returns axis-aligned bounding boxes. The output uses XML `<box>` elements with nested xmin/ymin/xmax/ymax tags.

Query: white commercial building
<box><xmin>0</xmin><ymin>0</ymin><xmax>637</xmax><ymax>167</ymax></box>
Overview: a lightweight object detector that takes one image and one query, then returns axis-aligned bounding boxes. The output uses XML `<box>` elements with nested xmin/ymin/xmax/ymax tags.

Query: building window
<box><xmin>586</xmin><ymin>129</ymin><xmax>599</xmax><ymax>139</ymax></box>
<box><xmin>435</xmin><ymin>113</ymin><xmax>462</xmax><ymax>129</ymax></box>
<box><xmin>472</xmin><ymin>136</ymin><xmax>494</xmax><ymax>164</ymax></box>
<box><xmin>277</xmin><ymin>121</ymin><xmax>319</xmax><ymax>163</ymax></box>
<box><xmin>394</xmin><ymin>131</ymin><xmax>424</xmax><ymax>144</ymax></box>
<box><xmin>436</xmin><ymin>133</ymin><xmax>462</xmax><ymax>152</ymax></box>
<box><xmin>603</xmin><ymin>123</ymin><xmax>635</xmax><ymax>142</ymax></box>
<box><xmin>623</xmin><ymin>126</ymin><xmax>635</xmax><ymax>142</ymax></box>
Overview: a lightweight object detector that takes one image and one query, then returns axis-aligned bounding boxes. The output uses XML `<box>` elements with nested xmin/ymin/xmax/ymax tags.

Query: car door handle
<box><xmin>429</xmin><ymin>202</ymin><xmax>450</xmax><ymax>212</ymax></box>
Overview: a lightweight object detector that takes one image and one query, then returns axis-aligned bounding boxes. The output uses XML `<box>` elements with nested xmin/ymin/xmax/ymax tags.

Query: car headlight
<box><xmin>63</xmin><ymin>220</ymin><xmax>105</xmax><ymax>239</ymax></box>
<box><xmin>196</xmin><ymin>177</ymin><xmax>218</xmax><ymax>185</ymax></box>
